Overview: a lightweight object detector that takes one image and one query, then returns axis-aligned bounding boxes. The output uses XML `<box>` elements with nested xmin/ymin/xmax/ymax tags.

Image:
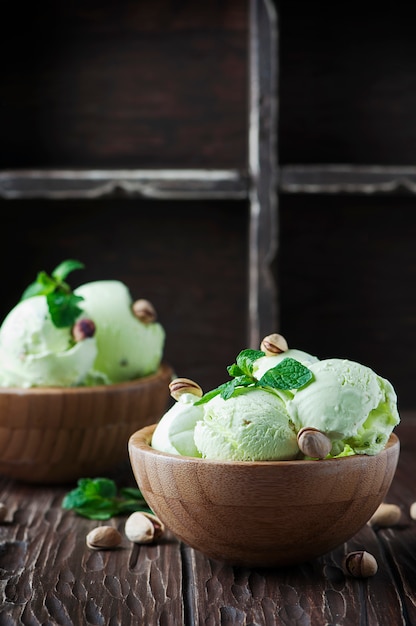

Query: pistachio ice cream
<box><xmin>0</xmin><ymin>295</ymin><xmax>97</xmax><ymax>387</ymax></box>
<box><xmin>193</xmin><ymin>387</ymin><xmax>299</xmax><ymax>461</ymax></box>
<box><xmin>0</xmin><ymin>261</ymin><xmax>165</xmax><ymax>388</ymax></box>
<box><xmin>74</xmin><ymin>280</ymin><xmax>165</xmax><ymax>384</ymax></box>
<box><xmin>286</xmin><ymin>358</ymin><xmax>400</xmax><ymax>456</ymax></box>
<box><xmin>151</xmin><ymin>335</ymin><xmax>400</xmax><ymax>461</ymax></box>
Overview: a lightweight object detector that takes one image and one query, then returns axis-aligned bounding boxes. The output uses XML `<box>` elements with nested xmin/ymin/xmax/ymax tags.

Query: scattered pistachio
<box><xmin>368</xmin><ymin>503</ymin><xmax>402</xmax><ymax>528</ymax></box>
<box><xmin>343</xmin><ymin>550</ymin><xmax>378</xmax><ymax>578</ymax></box>
<box><xmin>86</xmin><ymin>526</ymin><xmax>122</xmax><ymax>550</ymax></box>
<box><xmin>410</xmin><ymin>502</ymin><xmax>416</xmax><ymax>520</ymax></box>
<box><xmin>297</xmin><ymin>427</ymin><xmax>332</xmax><ymax>459</ymax></box>
<box><xmin>0</xmin><ymin>503</ymin><xmax>7</xmax><ymax>522</ymax></box>
<box><xmin>132</xmin><ymin>299</ymin><xmax>157</xmax><ymax>324</ymax></box>
<box><xmin>125</xmin><ymin>511</ymin><xmax>165</xmax><ymax>544</ymax></box>
<box><xmin>260</xmin><ymin>333</ymin><xmax>288</xmax><ymax>356</ymax></box>
<box><xmin>72</xmin><ymin>318</ymin><xmax>96</xmax><ymax>342</ymax></box>
<box><xmin>169</xmin><ymin>377</ymin><xmax>203</xmax><ymax>401</ymax></box>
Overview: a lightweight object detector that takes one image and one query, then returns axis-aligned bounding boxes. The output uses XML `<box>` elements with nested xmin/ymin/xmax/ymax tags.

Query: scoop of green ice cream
<box><xmin>74</xmin><ymin>280</ymin><xmax>165</xmax><ymax>383</ymax></box>
<box><xmin>287</xmin><ymin>358</ymin><xmax>400</xmax><ymax>456</ymax></box>
<box><xmin>0</xmin><ymin>296</ymin><xmax>97</xmax><ymax>387</ymax></box>
<box><xmin>151</xmin><ymin>393</ymin><xmax>204</xmax><ymax>457</ymax></box>
<box><xmin>194</xmin><ymin>387</ymin><xmax>299</xmax><ymax>461</ymax></box>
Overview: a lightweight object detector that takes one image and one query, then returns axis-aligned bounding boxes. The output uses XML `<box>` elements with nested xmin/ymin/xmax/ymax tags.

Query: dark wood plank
<box><xmin>0</xmin><ymin>474</ymin><xmax>185</xmax><ymax>625</ymax></box>
<box><xmin>276</xmin><ymin>195</ymin><xmax>416</xmax><ymax>411</ymax></box>
<box><xmin>278</xmin><ymin>0</ymin><xmax>416</xmax><ymax>166</ymax></box>
<box><xmin>0</xmin><ymin>0</ymin><xmax>248</xmax><ymax>170</ymax></box>
<box><xmin>0</xmin><ymin>422</ymin><xmax>414</xmax><ymax>625</ymax></box>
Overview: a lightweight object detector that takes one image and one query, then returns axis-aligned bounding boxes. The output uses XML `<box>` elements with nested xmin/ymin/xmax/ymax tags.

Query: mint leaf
<box><xmin>227</xmin><ymin>363</ymin><xmax>245</xmax><ymax>377</ymax></box>
<box><xmin>52</xmin><ymin>259</ymin><xmax>85</xmax><ymax>283</ymax></box>
<box><xmin>195</xmin><ymin>349</ymin><xmax>314</xmax><ymax>404</ymax></box>
<box><xmin>235</xmin><ymin>349</ymin><xmax>265</xmax><ymax>376</ymax></box>
<box><xmin>21</xmin><ymin>271</ymin><xmax>57</xmax><ymax>299</ymax></box>
<box><xmin>47</xmin><ymin>292</ymin><xmax>85</xmax><ymax>328</ymax></box>
<box><xmin>259</xmin><ymin>357</ymin><xmax>313</xmax><ymax>390</ymax></box>
<box><xmin>220</xmin><ymin>375</ymin><xmax>255</xmax><ymax>400</ymax></box>
<box><xmin>20</xmin><ymin>259</ymin><xmax>85</xmax><ymax>329</ymax></box>
<box><xmin>194</xmin><ymin>383</ymin><xmax>229</xmax><ymax>405</ymax></box>
<box><xmin>62</xmin><ymin>477</ymin><xmax>152</xmax><ymax>520</ymax></box>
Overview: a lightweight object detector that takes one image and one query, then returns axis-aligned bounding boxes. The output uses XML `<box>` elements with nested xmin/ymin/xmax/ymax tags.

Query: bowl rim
<box><xmin>129</xmin><ymin>423</ymin><xmax>400</xmax><ymax>467</ymax></box>
<box><xmin>0</xmin><ymin>362</ymin><xmax>173</xmax><ymax>395</ymax></box>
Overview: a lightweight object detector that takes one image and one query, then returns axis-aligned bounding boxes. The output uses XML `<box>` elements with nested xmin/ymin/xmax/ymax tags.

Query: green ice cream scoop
<box><xmin>287</xmin><ymin>358</ymin><xmax>400</xmax><ymax>456</ymax></box>
<box><xmin>0</xmin><ymin>295</ymin><xmax>97</xmax><ymax>387</ymax></box>
<box><xmin>194</xmin><ymin>387</ymin><xmax>299</xmax><ymax>461</ymax></box>
<box><xmin>74</xmin><ymin>280</ymin><xmax>165</xmax><ymax>383</ymax></box>
<box><xmin>151</xmin><ymin>393</ymin><xmax>204</xmax><ymax>457</ymax></box>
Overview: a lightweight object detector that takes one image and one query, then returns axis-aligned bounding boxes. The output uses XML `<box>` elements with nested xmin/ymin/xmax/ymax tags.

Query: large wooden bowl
<box><xmin>129</xmin><ymin>424</ymin><xmax>400</xmax><ymax>567</ymax></box>
<box><xmin>0</xmin><ymin>364</ymin><xmax>173</xmax><ymax>484</ymax></box>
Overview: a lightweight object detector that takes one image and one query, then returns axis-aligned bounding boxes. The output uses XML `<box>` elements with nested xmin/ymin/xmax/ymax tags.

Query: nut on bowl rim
<box><xmin>129</xmin><ymin>423</ymin><xmax>400</xmax><ymax>466</ymax></box>
<box><xmin>0</xmin><ymin>362</ymin><xmax>172</xmax><ymax>396</ymax></box>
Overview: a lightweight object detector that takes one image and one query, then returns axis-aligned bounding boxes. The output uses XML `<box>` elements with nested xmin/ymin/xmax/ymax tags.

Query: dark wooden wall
<box><xmin>2</xmin><ymin>0</ymin><xmax>416</xmax><ymax>413</ymax></box>
<box><xmin>0</xmin><ymin>1</ymin><xmax>248</xmax><ymax>170</ymax></box>
<box><xmin>276</xmin><ymin>0</ymin><xmax>416</xmax><ymax>411</ymax></box>
<box><xmin>0</xmin><ymin>1</ymin><xmax>250</xmax><ymax>395</ymax></box>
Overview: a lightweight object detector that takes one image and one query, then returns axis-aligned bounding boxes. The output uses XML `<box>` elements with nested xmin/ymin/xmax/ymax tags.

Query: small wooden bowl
<box><xmin>129</xmin><ymin>424</ymin><xmax>400</xmax><ymax>567</ymax></box>
<box><xmin>0</xmin><ymin>364</ymin><xmax>173</xmax><ymax>484</ymax></box>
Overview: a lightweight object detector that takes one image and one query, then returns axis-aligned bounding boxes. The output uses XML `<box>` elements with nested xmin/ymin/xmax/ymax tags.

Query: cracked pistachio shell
<box><xmin>125</xmin><ymin>511</ymin><xmax>165</xmax><ymax>544</ymax></box>
<box><xmin>86</xmin><ymin>526</ymin><xmax>122</xmax><ymax>550</ymax></box>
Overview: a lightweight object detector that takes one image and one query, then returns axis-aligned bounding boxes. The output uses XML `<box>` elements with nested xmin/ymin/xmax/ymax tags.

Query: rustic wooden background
<box><xmin>276</xmin><ymin>1</ymin><xmax>416</xmax><ymax>411</ymax></box>
<box><xmin>2</xmin><ymin>0</ymin><xmax>416</xmax><ymax>411</ymax></box>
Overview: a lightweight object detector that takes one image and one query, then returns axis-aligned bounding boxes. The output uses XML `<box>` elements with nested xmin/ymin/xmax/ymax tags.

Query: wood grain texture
<box><xmin>0</xmin><ymin>0</ymin><xmax>248</xmax><ymax>170</ymax></box>
<box><xmin>0</xmin><ymin>364</ymin><xmax>173</xmax><ymax>484</ymax></box>
<box><xmin>0</xmin><ymin>420</ymin><xmax>414</xmax><ymax>624</ymax></box>
<box><xmin>276</xmin><ymin>196</ymin><xmax>416</xmax><ymax>410</ymax></box>
<box><xmin>129</xmin><ymin>425</ymin><xmax>399</xmax><ymax>568</ymax></box>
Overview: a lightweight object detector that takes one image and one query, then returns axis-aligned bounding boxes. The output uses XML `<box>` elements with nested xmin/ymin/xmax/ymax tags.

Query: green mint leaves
<box><xmin>259</xmin><ymin>357</ymin><xmax>314</xmax><ymax>390</ymax></box>
<box><xmin>195</xmin><ymin>349</ymin><xmax>313</xmax><ymax>404</ymax></box>
<box><xmin>62</xmin><ymin>477</ymin><xmax>152</xmax><ymax>520</ymax></box>
<box><xmin>21</xmin><ymin>259</ymin><xmax>85</xmax><ymax>328</ymax></box>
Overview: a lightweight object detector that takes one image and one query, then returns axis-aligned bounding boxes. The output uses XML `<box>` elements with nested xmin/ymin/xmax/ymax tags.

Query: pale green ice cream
<box><xmin>150</xmin><ymin>342</ymin><xmax>400</xmax><ymax>462</ymax></box>
<box><xmin>0</xmin><ymin>295</ymin><xmax>97</xmax><ymax>387</ymax></box>
<box><xmin>151</xmin><ymin>393</ymin><xmax>204</xmax><ymax>457</ymax></box>
<box><xmin>193</xmin><ymin>388</ymin><xmax>299</xmax><ymax>461</ymax></box>
<box><xmin>74</xmin><ymin>280</ymin><xmax>165</xmax><ymax>383</ymax></box>
<box><xmin>287</xmin><ymin>358</ymin><xmax>400</xmax><ymax>456</ymax></box>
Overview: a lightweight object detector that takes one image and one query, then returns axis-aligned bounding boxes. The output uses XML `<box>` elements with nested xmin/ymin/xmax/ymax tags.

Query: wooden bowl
<box><xmin>0</xmin><ymin>364</ymin><xmax>173</xmax><ymax>485</ymax></box>
<box><xmin>129</xmin><ymin>424</ymin><xmax>400</xmax><ymax>567</ymax></box>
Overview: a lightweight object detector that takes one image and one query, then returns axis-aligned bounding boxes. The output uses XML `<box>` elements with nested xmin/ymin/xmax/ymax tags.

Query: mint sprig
<box><xmin>195</xmin><ymin>349</ymin><xmax>313</xmax><ymax>405</ymax></box>
<box><xmin>21</xmin><ymin>259</ymin><xmax>85</xmax><ymax>328</ymax></box>
<box><xmin>62</xmin><ymin>477</ymin><xmax>152</xmax><ymax>520</ymax></box>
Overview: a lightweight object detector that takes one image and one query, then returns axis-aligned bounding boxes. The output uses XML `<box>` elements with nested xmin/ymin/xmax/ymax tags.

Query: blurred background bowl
<box><xmin>129</xmin><ymin>424</ymin><xmax>400</xmax><ymax>568</ymax></box>
<box><xmin>0</xmin><ymin>363</ymin><xmax>173</xmax><ymax>484</ymax></box>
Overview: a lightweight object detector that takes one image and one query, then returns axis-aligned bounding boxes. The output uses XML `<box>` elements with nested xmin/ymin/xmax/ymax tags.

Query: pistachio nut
<box><xmin>368</xmin><ymin>502</ymin><xmax>401</xmax><ymax>528</ymax></box>
<box><xmin>86</xmin><ymin>526</ymin><xmax>122</xmax><ymax>550</ymax></box>
<box><xmin>297</xmin><ymin>427</ymin><xmax>332</xmax><ymax>459</ymax></box>
<box><xmin>125</xmin><ymin>511</ymin><xmax>165</xmax><ymax>544</ymax></box>
<box><xmin>343</xmin><ymin>550</ymin><xmax>378</xmax><ymax>578</ymax></box>
<box><xmin>169</xmin><ymin>377</ymin><xmax>203</xmax><ymax>401</ymax></box>
<box><xmin>72</xmin><ymin>318</ymin><xmax>96</xmax><ymax>342</ymax></box>
<box><xmin>260</xmin><ymin>333</ymin><xmax>288</xmax><ymax>356</ymax></box>
<box><xmin>132</xmin><ymin>299</ymin><xmax>157</xmax><ymax>324</ymax></box>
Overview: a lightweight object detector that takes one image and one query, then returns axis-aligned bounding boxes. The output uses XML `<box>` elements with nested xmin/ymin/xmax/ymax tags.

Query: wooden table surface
<box><xmin>1</xmin><ymin>418</ymin><xmax>415</xmax><ymax>626</ymax></box>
